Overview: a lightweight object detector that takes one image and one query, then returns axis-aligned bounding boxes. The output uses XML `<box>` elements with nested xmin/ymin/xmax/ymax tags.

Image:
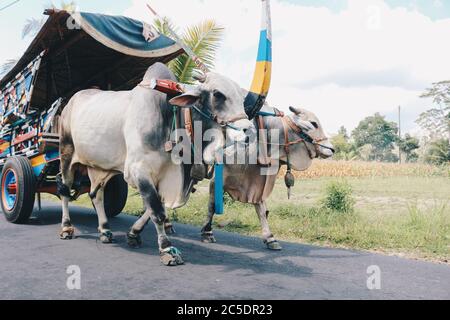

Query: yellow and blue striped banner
<box><xmin>215</xmin><ymin>0</ymin><xmax>273</xmax><ymax>214</ymax></box>
<box><xmin>244</xmin><ymin>0</ymin><xmax>272</xmax><ymax>119</ymax></box>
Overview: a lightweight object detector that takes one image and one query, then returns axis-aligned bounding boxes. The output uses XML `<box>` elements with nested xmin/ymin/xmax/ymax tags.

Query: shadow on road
<box><xmin>27</xmin><ymin>204</ymin><xmax>364</xmax><ymax>278</ymax></box>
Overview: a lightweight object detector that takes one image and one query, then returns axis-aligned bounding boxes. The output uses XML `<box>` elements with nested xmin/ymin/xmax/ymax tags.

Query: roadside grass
<box><xmin>53</xmin><ymin>161</ymin><xmax>450</xmax><ymax>263</ymax></box>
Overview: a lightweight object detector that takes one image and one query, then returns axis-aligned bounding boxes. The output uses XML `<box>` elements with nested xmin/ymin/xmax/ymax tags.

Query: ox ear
<box><xmin>291</xmin><ymin>115</ymin><xmax>315</xmax><ymax>132</ymax></box>
<box><xmin>169</xmin><ymin>91</ymin><xmax>201</xmax><ymax>108</ymax></box>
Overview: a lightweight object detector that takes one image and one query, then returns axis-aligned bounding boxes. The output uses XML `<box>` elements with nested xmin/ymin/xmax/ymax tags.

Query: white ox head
<box><xmin>285</xmin><ymin>106</ymin><xmax>334</xmax><ymax>169</ymax></box>
<box><xmin>169</xmin><ymin>73</ymin><xmax>254</xmax><ymax>163</ymax></box>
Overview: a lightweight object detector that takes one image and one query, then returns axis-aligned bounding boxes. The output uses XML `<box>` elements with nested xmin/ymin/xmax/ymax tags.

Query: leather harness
<box><xmin>138</xmin><ymin>81</ymin><xmax>248</xmax><ymax>132</ymax></box>
<box><xmin>256</xmin><ymin>112</ymin><xmax>328</xmax><ymax>162</ymax></box>
<box><xmin>281</xmin><ymin>115</ymin><xmax>327</xmax><ymax>160</ymax></box>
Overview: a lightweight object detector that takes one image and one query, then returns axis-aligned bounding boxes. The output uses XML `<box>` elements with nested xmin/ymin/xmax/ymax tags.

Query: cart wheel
<box><xmin>1</xmin><ymin>157</ymin><xmax>36</xmax><ymax>224</ymax></box>
<box><xmin>104</xmin><ymin>174</ymin><xmax>128</xmax><ymax>218</ymax></box>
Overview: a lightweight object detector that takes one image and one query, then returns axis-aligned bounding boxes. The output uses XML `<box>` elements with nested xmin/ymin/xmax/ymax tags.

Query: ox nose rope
<box><xmin>191</xmin><ymin>105</ymin><xmax>245</xmax><ymax>132</ymax></box>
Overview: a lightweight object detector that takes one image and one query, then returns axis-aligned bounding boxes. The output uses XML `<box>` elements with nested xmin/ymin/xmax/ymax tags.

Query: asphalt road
<box><xmin>0</xmin><ymin>203</ymin><xmax>449</xmax><ymax>300</ymax></box>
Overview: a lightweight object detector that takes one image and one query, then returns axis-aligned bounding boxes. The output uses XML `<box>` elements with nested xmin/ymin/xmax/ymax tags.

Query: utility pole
<box><xmin>398</xmin><ymin>105</ymin><xmax>401</xmax><ymax>164</ymax></box>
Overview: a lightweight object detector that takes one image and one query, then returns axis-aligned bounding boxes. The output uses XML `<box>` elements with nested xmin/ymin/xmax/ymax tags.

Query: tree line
<box><xmin>331</xmin><ymin>81</ymin><xmax>450</xmax><ymax>165</ymax></box>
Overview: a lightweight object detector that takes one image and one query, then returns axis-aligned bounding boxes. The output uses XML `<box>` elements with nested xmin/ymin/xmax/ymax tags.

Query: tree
<box><xmin>398</xmin><ymin>134</ymin><xmax>420</xmax><ymax>163</ymax></box>
<box><xmin>155</xmin><ymin>18</ymin><xmax>224</xmax><ymax>84</ymax></box>
<box><xmin>331</xmin><ymin>126</ymin><xmax>357</xmax><ymax>160</ymax></box>
<box><xmin>337</xmin><ymin>126</ymin><xmax>349</xmax><ymax>139</ymax></box>
<box><xmin>424</xmin><ymin>139</ymin><xmax>450</xmax><ymax>165</ymax></box>
<box><xmin>0</xmin><ymin>1</ymin><xmax>76</xmax><ymax>77</ymax></box>
<box><xmin>418</xmin><ymin>81</ymin><xmax>450</xmax><ymax>140</ymax></box>
<box><xmin>351</xmin><ymin>113</ymin><xmax>399</xmax><ymax>162</ymax></box>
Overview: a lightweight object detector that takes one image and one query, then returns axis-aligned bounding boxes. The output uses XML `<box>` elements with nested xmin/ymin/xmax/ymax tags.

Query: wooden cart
<box><xmin>0</xmin><ymin>9</ymin><xmax>183</xmax><ymax>223</ymax></box>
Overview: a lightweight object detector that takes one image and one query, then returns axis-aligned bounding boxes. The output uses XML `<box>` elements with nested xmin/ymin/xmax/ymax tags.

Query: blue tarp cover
<box><xmin>73</xmin><ymin>12</ymin><xmax>180</xmax><ymax>58</ymax></box>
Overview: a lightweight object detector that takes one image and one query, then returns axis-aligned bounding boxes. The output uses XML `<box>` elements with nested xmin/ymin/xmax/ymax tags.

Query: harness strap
<box><xmin>184</xmin><ymin>108</ymin><xmax>193</xmax><ymax>139</ymax></box>
<box><xmin>283</xmin><ymin>116</ymin><xmax>301</xmax><ymax>134</ymax></box>
<box><xmin>141</xmin><ymin>78</ymin><xmax>246</xmax><ymax>131</ymax></box>
<box><xmin>256</xmin><ymin>108</ymin><xmax>285</xmax><ymax>118</ymax></box>
<box><xmin>191</xmin><ymin>105</ymin><xmax>243</xmax><ymax>131</ymax></box>
<box><xmin>281</xmin><ymin>117</ymin><xmax>291</xmax><ymax>156</ymax></box>
<box><xmin>256</xmin><ymin>116</ymin><xmax>271</xmax><ymax>166</ymax></box>
<box><xmin>281</xmin><ymin>116</ymin><xmax>314</xmax><ymax>160</ymax></box>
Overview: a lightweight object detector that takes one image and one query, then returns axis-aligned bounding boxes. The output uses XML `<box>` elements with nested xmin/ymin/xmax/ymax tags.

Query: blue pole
<box><xmin>214</xmin><ymin>163</ymin><xmax>224</xmax><ymax>215</ymax></box>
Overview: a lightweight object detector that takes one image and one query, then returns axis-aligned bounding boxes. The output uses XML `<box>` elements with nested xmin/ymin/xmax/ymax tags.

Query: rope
<box><xmin>192</xmin><ymin>105</ymin><xmax>242</xmax><ymax>131</ymax></box>
<box><xmin>257</xmin><ymin>111</ymin><xmax>334</xmax><ymax>152</ymax></box>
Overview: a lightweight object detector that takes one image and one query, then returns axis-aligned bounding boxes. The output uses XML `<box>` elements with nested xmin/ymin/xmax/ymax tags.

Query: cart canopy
<box><xmin>0</xmin><ymin>9</ymin><xmax>183</xmax><ymax>110</ymax></box>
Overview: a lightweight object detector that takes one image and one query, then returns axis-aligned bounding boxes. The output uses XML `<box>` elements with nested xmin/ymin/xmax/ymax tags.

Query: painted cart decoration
<box><xmin>0</xmin><ymin>9</ymin><xmax>183</xmax><ymax>223</ymax></box>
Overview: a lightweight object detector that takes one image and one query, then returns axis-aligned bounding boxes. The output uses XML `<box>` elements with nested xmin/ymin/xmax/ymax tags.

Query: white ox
<box><xmin>58</xmin><ymin>62</ymin><xmax>253</xmax><ymax>266</ymax></box>
<box><xmin>200</xmin><ymin>106</ymin><xmax>335</xmax><ymax>250</ymax></box>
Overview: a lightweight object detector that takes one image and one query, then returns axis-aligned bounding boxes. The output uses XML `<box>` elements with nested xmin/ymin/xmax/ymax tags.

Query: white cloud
<box><xmin>433</xmin><ymin>0</ymin><xmax>443</xmax><ymax>8</ymax></box>
<box><xmin>124</xmin><ymin>0</ymin><xmax>450</xmax><ymax>134</ymax></box>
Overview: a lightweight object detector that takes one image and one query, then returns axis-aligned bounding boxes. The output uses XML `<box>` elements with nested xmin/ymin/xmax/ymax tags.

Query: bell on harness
<box><xmin>284</xmin><ymin>169</ymin><xmax>295</xmax><ymax>199</ymax></box>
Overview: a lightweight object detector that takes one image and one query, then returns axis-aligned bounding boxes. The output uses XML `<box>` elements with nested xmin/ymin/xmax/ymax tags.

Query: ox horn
<box><xmin>244</xmin><ymin>0</ymin><xmax>273</xmax><ymax>119</ymax></box>
<box><xmin>289</xmin><ymin>106</ymin><xmax>303</xmax><ymax>115</ymax></box>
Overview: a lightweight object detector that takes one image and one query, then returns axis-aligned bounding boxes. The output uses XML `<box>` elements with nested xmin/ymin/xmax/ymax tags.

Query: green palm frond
<box><xmin>154</xmin><ymin>17</ymin><xmax>178</xmax><ymax>39</ymax></box>
<box><xmin>155</xmin><ymin>18</ymin><xmax>224</xmax><ymax>84</ymax></box>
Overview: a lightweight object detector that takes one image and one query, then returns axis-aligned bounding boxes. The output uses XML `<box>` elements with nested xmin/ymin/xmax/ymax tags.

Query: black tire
<box><xmin>104</xmin><ymin>174</ymin><xmax>128</xmax><ymax>218</ymax></box>
<box><xmin>1</xmin><ymin>156</ymin><xmax>36</xmax><ymax>224</ymax></box>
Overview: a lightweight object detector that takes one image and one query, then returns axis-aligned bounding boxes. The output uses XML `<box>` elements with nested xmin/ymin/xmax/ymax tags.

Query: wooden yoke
<box><xmin>149</xmin><ymin>79</ymin><xmax>184</xmax><ymax>96</ymax></box>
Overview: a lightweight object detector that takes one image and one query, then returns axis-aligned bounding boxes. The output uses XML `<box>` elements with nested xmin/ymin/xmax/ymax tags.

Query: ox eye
<box><xmin>213</xmin><ymin>90</ymin><xmax>226</xmax><ymax>101</ymax></box>
<box><xmin>310</xmin><ymin>121</ymin><xmax>319</xmax><ymax>129</ymax></box>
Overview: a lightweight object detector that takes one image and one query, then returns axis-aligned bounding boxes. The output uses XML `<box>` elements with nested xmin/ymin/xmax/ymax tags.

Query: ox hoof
<box><xmin>165</xmin><ymin>223</ymin><xmax>176</xmax><ymax>235</ymax></box>
<box><xmin>160</xmin><ymin>247</ymin><xmax>184</xmax><ymax>266</ymax></box>
<box><xmin>59</xmin><ymin>226</ymin><xmax>75</xmax><ymax>240</ymax></box>
<box><xmin>265</xmin><ymin>240</ymin><xmax>282</xmax><ymax>251</ymax></box>
<box><xmin>201</xmin><ymin>231</ymin><xmax>216</xmax><ymax>243</ymax></box>
<box><xmin>127</xmin><ymin>232</ymin><xmax>142</xmax><ymax>248</ymax></box>
<box><xmin>99</xmin><ymin>231</ymin><xmax>114</xmax><ymax>244</ymax></box>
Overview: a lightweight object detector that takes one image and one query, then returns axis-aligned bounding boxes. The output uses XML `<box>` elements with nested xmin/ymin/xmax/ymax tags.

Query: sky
<box><xmin>0</xmin><ymin>0</ymin><xmax>449</xmax><ymax>136</ymax></box>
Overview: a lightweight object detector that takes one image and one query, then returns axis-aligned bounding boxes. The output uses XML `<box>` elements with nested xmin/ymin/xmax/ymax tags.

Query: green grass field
<box><xmin>66</xmin><ymin>170</ymin><xmax>450</xmax><ymax>263</ymax></box>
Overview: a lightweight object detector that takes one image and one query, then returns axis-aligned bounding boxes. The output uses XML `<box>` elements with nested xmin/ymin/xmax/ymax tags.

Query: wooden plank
<box><xmin>12</xmin><ymin>129</ymin><xmax>37</xmax><ymax>146</ymax></box>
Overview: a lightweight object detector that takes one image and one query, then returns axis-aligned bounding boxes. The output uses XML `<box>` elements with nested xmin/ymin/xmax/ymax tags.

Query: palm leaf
<box><xmin>154</xmin><ymin>17</ymin><xmax>178</xmax><ymax>39</ymax></box>
<box><xmin>22</xmin><ymin>1</ymin><xmax>76</xmax><ymax>39</ymax></box>
<box><xmin>178</xmin><ymin>20</ymin><xmax>224</xmax><ymax>83</ymax></box>
<box><xmin>155</xmin><ymin>18</ymin><xmax>224</xmax><ymax>84</ymax></box>
<box><xmin>22</xmin><ymin>17</ymin><xmax>46</xmax><ymax>39</ymax></box>
<box><xmin>46</xmin><ymin>0</ymin><xmax>77</xmax><ymax>12</ymax></box>
<box><xmin>60</xmin><ymin>1</ymin><xmax>77</xmax><ymax>13</ymax></box>
<box><xmin>0</xmin><ymin>59</ymin><xmax>18</xmax><ymax>78</ymax></box>
<box><xmin>2</xmin><ymin>1</ymin><xmax>77</xmax><ymax>78</ymax></box>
